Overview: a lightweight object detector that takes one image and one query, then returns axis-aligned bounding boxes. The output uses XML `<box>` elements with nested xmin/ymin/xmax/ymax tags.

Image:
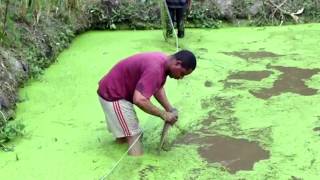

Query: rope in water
<box><xmin>99</xmin><ymin>132</ymin><xmax>143</xmax><ymax>180</ymax></box>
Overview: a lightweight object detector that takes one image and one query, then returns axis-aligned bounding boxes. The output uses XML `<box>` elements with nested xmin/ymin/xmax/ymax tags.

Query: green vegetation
<box><xmin>1</xmin><ymin>24</ymin><xmax>319</xmax><ymax>179</ymax></box>
<box><xmin>0</xmin><ymin>0</ymin><xmax>319</xmax><ymax>150</ymax></box>
<box><xmin>0</xmin><ymin>0</ymin><xmax>97</xmax><ymax>146</ymax></box>
<box><xmin>0</xmin><ymin>0</ymin><xmax>95</xmax><ymax>76</ymax></box>
<box><xmin>0</xmin><ymin>110</ymin><xmax>24</xmax><ymax>151</ymax></box>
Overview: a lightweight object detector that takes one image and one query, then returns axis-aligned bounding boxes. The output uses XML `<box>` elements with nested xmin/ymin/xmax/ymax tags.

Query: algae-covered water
<box><xmin>1</xmin><ymin>24</ymin><xmax>320</xmax><ymax>179</ymax></box>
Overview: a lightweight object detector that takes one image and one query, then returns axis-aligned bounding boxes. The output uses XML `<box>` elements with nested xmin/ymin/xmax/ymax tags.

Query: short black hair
<box><xmin>172</xmin><ymin>50</ymin><xmax>197</xmax><ymax>70</ymax></box>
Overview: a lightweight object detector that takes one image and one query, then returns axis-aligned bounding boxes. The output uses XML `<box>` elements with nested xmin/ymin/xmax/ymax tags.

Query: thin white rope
<box><xmin>163</xmin><ymin>0</ymin><xmax>179</xmax><ymax>52</ymax></box>
<box><xmin>99</xmin><ymin>132</ymin><xmax>143</xmax><ymax>180</ymax></box>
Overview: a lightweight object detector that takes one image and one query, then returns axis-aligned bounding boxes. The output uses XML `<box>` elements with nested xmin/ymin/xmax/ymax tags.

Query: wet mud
<box><xmin>227</xmin><ymin>71</ymin><xmax>273</xmax><ymax>81</ymax></box>
<box><xmin>179</xmin><ymin>95</ymin><xmax>270</xmax><ymax>174</ymax></box>
<box><xmin>223</xmin><ymin>66</ymin><xmax>320</xmax><ymax>99</ymax></box>
<box><xmin>222</xmin><ymin>51</ymin><xmax>283</xmax><ymax>60</ymax></box>
<box><xmin>222</xmin><ymin>70</ymin><xmax>272</xmax><ymax>89</ymax></box>
<box><xmin>251</xmin><ymin>66</ymin><xmax>320</xmax><ymax>99</ymax></box>
<box><xmin>175</xmin><ymin>133</ymin><xmax>270</xmax><ymax>174</ymax></box>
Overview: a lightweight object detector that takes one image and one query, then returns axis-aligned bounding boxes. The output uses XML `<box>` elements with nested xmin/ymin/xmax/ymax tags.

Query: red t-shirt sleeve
<box><xmin>136</xmin><ymin>69</ymin><xmax>162</xmax><ymax>99</ymax></box>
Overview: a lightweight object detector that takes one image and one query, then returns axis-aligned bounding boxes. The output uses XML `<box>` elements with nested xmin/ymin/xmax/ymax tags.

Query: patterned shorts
<box><xmin>98</xmin><ymin>96</ymin><xmax>142</xmax><ymax>138</ymax></box>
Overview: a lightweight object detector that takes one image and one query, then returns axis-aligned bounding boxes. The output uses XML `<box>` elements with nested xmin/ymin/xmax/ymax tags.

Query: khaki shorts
<box><xmin>98</xmin><ymin>96</ymin><xmax>141</xmax><ymax>138</ymax></box>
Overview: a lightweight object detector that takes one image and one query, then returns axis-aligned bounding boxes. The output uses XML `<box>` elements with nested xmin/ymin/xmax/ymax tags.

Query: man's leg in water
<box><xmin>126</xmin><ymin>133</ymin><xmax>143</xmax><ymax>156</ymax></box>
<box><xmin>98</xmin><ymin>97</ymin><xmax>143</xmax><ymax>155</ymax></box>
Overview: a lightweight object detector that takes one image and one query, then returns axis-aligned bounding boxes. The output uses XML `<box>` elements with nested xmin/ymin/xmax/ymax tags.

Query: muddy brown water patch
<box><xmin>175</xmin><ymin>133</ymin><xmax>201</xmax><ymax>145</ymax></box>
<box><xmin>251</xmin><ymin>66</ymin><xmax>320</xmax><ymax>99</ymax></box>
<box><xmin>175</xmin><ymin>95</ymin><xmax>270</xmax><ymax>174</ymax></box>
<box><xmin>175</xmin><ymin>133</ymin><xmax>270</xmax><ymax>174</ymax></box>
<box><xmin>222</xmin><ymin>51</ymin><xmax>283</xmax><ymax>60</ymax></box>
<box><xmin>227</xmin><ymin>71</ymin><xmax>273</xmax><ymax>81</ymax></box>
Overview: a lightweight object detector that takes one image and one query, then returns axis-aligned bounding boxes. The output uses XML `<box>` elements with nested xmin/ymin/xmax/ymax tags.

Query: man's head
<box><xmin>167</xmin><ymin>50</ymin><xmax>196</xmax><ymax>79</ymax></box>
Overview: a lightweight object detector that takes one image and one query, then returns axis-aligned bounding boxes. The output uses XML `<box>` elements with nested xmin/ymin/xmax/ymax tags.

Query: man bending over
<box><xmin>97</xmin><ymin>50</ymin><xmax>196</xmax><ymax>156</ymax></box>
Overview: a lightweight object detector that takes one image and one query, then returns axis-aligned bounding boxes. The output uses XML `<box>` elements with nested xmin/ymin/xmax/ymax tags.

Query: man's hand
<box><xmin>170</xmin><ymin>107</ymin><xmax>178</xmax><ymax>119</ymax></box>
<box><xmin>160</xmin><ymin>111</ymin><xmax>178</xmax><ymax>125</ymax></box>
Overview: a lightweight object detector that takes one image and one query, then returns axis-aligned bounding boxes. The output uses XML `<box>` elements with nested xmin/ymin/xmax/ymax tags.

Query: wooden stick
<box><xmin>158</xmin><ymin>122</ymin><xmax>171</xmax><ymax>154</ymax></box>
<box><xmin>158</xmin><ymin>122</ymin><xmax>187</xmax><ymax>154</ymax></box>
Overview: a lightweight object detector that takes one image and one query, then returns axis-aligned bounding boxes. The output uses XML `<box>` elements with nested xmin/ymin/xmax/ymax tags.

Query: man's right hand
<box><xmin>160</xmin><ymin>111</ymin><xmax>178</xmax><ymax>125</ymax></box>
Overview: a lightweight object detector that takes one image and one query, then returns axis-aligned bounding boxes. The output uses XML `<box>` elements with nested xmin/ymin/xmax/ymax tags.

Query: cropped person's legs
<box><xmin>166</xmin><ymin>7</ymin><xmax>176</xmax><ymax>37</ymax></box>
<box><xmin>176</xmin><ymin>8</ymin><xmax>186</xmax><ymax>38</ymax></box>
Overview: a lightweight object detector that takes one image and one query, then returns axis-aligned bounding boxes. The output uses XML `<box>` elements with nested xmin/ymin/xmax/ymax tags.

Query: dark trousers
<box><xmin>168</xmin><ymin>7</ymin><xmax>186</xmax><ymax>38</ymax></box>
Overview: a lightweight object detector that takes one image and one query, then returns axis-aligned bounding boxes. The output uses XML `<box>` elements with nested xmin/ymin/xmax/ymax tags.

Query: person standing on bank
<box><xmin>166</xmin><ymin>0</ymin><xmax>192</xmax><ymax>38</ymax></box>
<box><xmin>97</xmin><ymin>50</ymin><xmax>196</xmax><ymax>156</ymax></box>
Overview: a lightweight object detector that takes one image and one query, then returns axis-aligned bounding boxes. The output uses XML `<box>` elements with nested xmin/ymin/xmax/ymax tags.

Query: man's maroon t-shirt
<box><xmin>98</xmin><ymin>52</ymin><xmax>168</xmax><ymax>102</ymax></box>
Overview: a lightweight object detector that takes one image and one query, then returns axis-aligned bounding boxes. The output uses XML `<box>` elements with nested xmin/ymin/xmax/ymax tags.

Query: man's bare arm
<box><xmin>133</xmin><ymin>90</ymin><xmax>165</xmax><ymax>118</ymax></box>
<box><xmin>154</xmin><ymin>87</ymin><xmax>173</xmax><ymax>112</ymax></box>
<box><xmin>133</xmin><ymin>90</ymin><xmax>176</xmax><ymax>123</ymax></box>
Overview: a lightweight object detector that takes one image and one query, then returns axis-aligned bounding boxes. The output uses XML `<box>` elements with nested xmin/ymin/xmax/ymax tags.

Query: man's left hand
<box><xmin>170</xmin><ymin>108</ymin><xmax>179</xmax><ymax>119</ymax></box>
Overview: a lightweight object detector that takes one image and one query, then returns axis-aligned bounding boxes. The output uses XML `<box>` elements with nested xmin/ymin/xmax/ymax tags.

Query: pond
<box><xmin>1</xmin><ymin>24</ymin><xmax>320</xmax><ymax>179</ymax></box>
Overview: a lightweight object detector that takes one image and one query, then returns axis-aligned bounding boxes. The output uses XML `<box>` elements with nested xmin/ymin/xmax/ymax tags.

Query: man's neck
<box><xmin>165</xmin><ymin>56</ymin><xmax>172</xmax><ymax>75</ymax></box>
